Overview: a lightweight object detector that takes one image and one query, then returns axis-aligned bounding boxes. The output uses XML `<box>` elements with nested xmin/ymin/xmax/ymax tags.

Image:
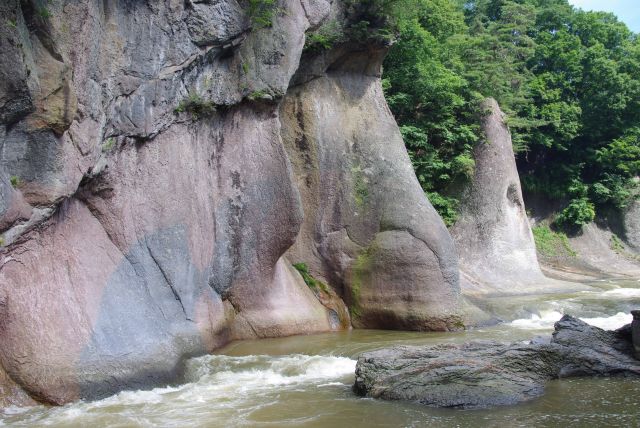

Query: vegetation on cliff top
<box><xmin>382</xmin><ymin>0</ymin><xmax>640</xmax><ymax>229</ymax></box>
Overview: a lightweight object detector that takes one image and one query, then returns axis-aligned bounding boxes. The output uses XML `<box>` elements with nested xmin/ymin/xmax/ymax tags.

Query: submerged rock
<box><xmin>354</xmin><ymin>315</ymin><xmax>640</xmax><ymax>408</ymax></box>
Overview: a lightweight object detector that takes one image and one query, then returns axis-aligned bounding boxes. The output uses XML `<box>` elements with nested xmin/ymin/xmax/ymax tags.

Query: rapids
<box><xmin>2</xmin><ymin>279</ymin><xmax>639</xmax><ymax>427</ymax></box>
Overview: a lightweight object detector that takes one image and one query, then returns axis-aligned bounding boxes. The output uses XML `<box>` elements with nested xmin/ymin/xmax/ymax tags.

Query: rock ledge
<box><xmin>354</xmin><ymin>315</ymin><xmax>640</xmax><ymax>408</ymax></box>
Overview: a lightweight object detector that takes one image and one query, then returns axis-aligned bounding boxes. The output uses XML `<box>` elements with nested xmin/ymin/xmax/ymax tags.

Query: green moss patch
<box><xmin>532</xmin><ymin>225</ymin><xmax>576</xmax><ymax>258</ymax></box>
<box><xmin>349</xmin><ymin>245</ymin><xmax>377</xmax><ymax>318</ymax></box>
<box><xmin>174</xmin><ymin>93</ymin><xmax>216</xmax><ymax>120</ymax></box>
<box><xmin>9</xmin><ymin>176</ymin><xmax>20</xmax><ymax>188</ymax></box>
<box><xmin>351</xmin><ymin>165</ymin><xmax>369</xmax><ymax>208</ymax></box>
<box><xmin>292</xmin><ymin>263</ymin><xmax>329</xmax><ymax>293</ymax></box>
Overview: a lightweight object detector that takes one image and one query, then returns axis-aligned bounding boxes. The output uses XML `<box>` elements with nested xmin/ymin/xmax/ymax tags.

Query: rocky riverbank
<box><xmin>0</xmin><ymin>0</ymin><xmax>468</xmax><ymax>405</ymax></box>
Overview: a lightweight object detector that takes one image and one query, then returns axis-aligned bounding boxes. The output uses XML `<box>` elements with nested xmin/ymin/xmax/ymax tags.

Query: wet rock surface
<box><xmin>354</xmin><ymin>315</ymin><xmax>640</xmax><ymax>408</ymax></box>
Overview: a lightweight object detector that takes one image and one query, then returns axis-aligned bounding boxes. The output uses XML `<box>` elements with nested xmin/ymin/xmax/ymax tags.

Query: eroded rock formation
<box><xmin>354</xmin><ymin>315</ymin><xmax>640</xmax><ymax>408</ymax></box>
<box><xmin>623</xmin><ymin>197</ymin><xmax>640</xmax><ymax>253</ymax></box>
<box><xmin>281</xmin><ymin>47</ymin><xmax>462</xmax><ymax>330</ymax></box>
<box><xmin>0</xmin><ymin>0</ymin><xmax>462</xmax><ymax>405</ymax></box>
<box><xmin>451</xmin><ymin>99</ymin><xmax>553</xmax><ymax>293</ymax></box>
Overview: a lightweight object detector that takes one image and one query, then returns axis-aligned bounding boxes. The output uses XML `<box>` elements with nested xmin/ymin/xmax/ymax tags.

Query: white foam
<box><xmin>0</xmin><ymin>354</ymin><xmax>356</xmax><ymax>427</ymax></box>
<box><xmin>183</xmin><ymin>354</ymin><xmax>356</xmax><ymax>389</ymax></box>
<box><xmin>317</xmin><ymin>382</ymin><xmax>347</xmax><ymax>387</ymax></box>
<box><xmin>80</xmin><ymin>354</ymin><xmax>356</xmax><ymax>411</ymax></box>
<box><xmin>0</xmin><ymin>407</ymin><xmax>32</xmax><ymax>416</ymax></box>
<box><xmin>509</xmin><ymin>310</ymin><xmax>564</xmax><ymax>329</ymax></box>
<box><xmin>580</xmin><ymin>312</ymin><xmax>633</xmax><ymax>330</ymax></box>
<box><xmin>510</xmin><ymin>311</ymin><xmax>632</xmax><ymax>331</ymax></box>
<box><xmin>601</xmin><ymin>288</ymin><xmax>640</xmax><ymax>298</ymax></box>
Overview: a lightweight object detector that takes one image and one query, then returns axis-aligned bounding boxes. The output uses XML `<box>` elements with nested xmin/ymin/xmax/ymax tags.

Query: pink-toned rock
<box><xmin>0</xmin><ymin>0</ymin><xmax>465</xmax><ymax>406</ymax></box>
<box><xmin>451</xmin><ymin>99</ymin><xmax>574</xmax><ymax>294</ymax></box>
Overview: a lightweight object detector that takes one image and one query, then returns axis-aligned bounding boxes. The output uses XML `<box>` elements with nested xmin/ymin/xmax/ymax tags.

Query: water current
<box><xmin>2</xmin><ymin>279</ymin><xmax>639</xmax><ymax>427</ymax></box>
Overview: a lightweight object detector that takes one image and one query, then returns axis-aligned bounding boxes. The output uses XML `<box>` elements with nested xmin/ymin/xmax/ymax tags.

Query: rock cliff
<box><xmin>0</xmin><ymin>0</ymin><xmax>462</xmax><ymax>405</ymax></box>
<box><xmin>622</xmin><ymin>196</ymin><xmax>640</xmax><ymax>253</ymax></box>
<box><xmin>451</xmin><ymin>99</ymin><xmax>550</xmax><ymax>294</ymax></box>
<box><xmin>281</xmin><ymin>46</ymin><xmax>461</xmax><ymax>330</ymax></box>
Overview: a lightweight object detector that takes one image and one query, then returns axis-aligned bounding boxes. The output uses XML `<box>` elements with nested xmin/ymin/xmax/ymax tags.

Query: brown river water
<box><xmin>2</xmin><ymin>279</ymin><xmax>640</xmax><ymax>427</ymax></box>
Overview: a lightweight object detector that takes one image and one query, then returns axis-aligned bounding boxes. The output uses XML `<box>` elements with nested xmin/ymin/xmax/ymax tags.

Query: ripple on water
<box><xmin>2</xmin><ymin>282</ymin><xmax>640</xmax><ymax>427</ymax></box>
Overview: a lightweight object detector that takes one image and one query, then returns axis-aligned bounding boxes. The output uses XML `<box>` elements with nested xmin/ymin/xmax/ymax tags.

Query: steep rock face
<box><xmin>0</xmin><ymin>0</ymin><xmax>335</xmax><ymax>405</ymax></box>
<box><xmin>0</xmin><ymin>0</ymin><xmax>462</xmax><ymax>406</ymax></box>
<box><xmin>280</xmin><ymin>47</ymin><xmax>462</xmax><ymax>330</ymax></box>
<box><xmin>451</xmin><ymin>99</ymin><xmax>549</xmax><ymax>293</ymax></box>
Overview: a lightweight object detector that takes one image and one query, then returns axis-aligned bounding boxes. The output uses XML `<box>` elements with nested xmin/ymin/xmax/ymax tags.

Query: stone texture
<box><xmin>186</xmin><ymin>0</ymin><xmax>249</xmax><ymax>47</ymax></box>
<box><xmin>622</xmin><ymin>197</ymin><xmax>640</xmax><ymax>252</ymax></box>
<box><xmin>632</xmin><ymin>310</ymin><xmax>640</xmax><ymax>359</ymax></box>
<box><xmin>280</xmin><ymin>46</ymin><xmax>463</xmax><ymax>331</ymax></box>
<box><xmin>0</xmin><ymin>172</ymin><xmax>31</xmax><ymax>232</ymax></box>
<box><xmin>354</xmin><ymin>315</ymin><xmax>640</xmax><ymax>408</ymax></box>
<box><xmin>565</xmin><ymin>223</ymin><xmax>640</xmax><ymax>278</ymax></box>
<box><xmin>525</xmin><ymin>195</ymin><xmax>640</xmax><ymax>280</ymax></box>
<box><xmin>0</xmin><ymin>0</ymin><xmax>466</xmax><ymax>406</ymax></box>
<box><xmin>0</xmin><ymin>0</ymin><xmax>336</xmax><ymax>405</ymax></box>
<box><xmin>0</xmin><ymin>366</ymin><xmax>36</xmax><ymax>409</ymax></box>
<box><xmin>451</xmin><ymin>99</ymin><xmax>562</xmax><ymax>294</ymax></box>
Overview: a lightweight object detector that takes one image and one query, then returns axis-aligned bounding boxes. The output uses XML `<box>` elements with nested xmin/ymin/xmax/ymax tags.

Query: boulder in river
<box><xmin>354</xmin><ymin>315</ymin><xmax>640</xmax><ymax>408</ymax></box>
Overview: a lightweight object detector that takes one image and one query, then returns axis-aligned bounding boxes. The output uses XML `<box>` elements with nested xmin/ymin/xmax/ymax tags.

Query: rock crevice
<box><xmin>0</xmin><ymin>0</ymin><xmax>462</xmax><ymax>405</ymax></box>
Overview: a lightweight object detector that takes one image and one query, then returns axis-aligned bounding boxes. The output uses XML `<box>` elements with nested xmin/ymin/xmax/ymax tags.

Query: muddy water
<box><xmin>2</xmin><ymin>279</ymin><xmax>640</xmax><ymax>427</ymax></box>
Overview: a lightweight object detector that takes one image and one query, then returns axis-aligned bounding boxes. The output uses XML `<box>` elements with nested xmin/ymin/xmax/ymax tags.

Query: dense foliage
<box><xmin>381</xmin><ymin>0</ymin><xmax>640</xmax><ymax>228</ymax></box>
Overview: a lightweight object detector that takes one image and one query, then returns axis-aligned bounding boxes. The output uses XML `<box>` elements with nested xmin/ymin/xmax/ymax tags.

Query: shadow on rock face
<box><xmin>76</xmin><ymin>224</ymin><xmax>226</xmax><ymax>401</ymax></box>
<box><xmin>281</xmin><ymin>45</ymin><xmax>463</xmax><ymax>331</ymax></box>
<box><xmin>451</xmin><ymin>98</ymin><xmax>579</xmax><ymax>295</ymax></box>
<box><xmin>0</xmin><ymin>0</ymin><xmax>470</xmax><ymax>406</ymax></box>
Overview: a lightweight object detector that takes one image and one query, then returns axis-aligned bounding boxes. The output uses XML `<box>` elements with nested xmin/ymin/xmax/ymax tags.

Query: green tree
<box><xmin>383</xmin><ymin>0</ymin><xmax>640</xmax><ymax>229</ymax></box>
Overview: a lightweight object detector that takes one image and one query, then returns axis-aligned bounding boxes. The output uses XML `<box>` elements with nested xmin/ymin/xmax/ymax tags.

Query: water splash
<box><xmin>0</xmin><ymin>355</ymin><xmax>356</xmax><ymax>427</ymax></box>
<box><xmin>601</xmin><ymin>288</ymin><xmax>640</xmax><ymax>298</ymax></box>
<box><xmin>509</xmin><ymin>311</ymin><xmax>632</xmax><ymax>331</ymax></box>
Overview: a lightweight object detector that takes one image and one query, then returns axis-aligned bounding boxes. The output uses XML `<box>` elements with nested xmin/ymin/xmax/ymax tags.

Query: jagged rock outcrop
<box><xmin>451</xmin><ymin>99</ymin><xmax>555</xmax><ymax>293</ymax></box>
<box><xmin>354</xmin><ymin>315</ymin><xmax>640</xmax><ymax>408</ymax></box>
<box><xmin>0</xmin><ymin>0</ymin><xmax>462</xmax><ymax>405</ymax></box>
